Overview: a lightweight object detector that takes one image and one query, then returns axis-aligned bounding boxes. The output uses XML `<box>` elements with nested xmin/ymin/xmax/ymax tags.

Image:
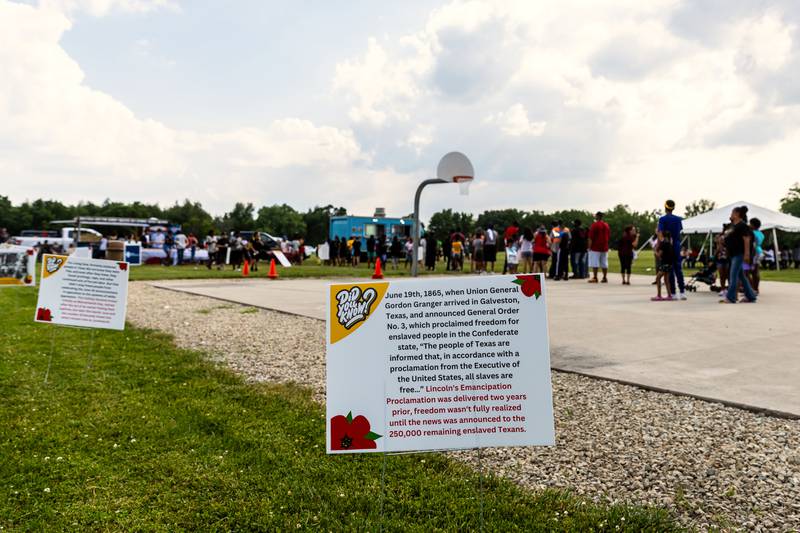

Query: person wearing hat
<box><xmin>657</xmin><ymin>199</ymin><xmax>686</xmax><ymax>300</ymax></box>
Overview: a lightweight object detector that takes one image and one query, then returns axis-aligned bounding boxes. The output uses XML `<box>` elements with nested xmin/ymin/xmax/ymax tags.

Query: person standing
<box><xmin>472</xmin><ymin>230</ymin><xmax>485</xmax><ymax>273</ymax></box>
<box><xmin>352</xmin><ymin>236</ymin><xmax>362</xmax><ymax>267</ymax></box>
<box><xmin>548</xmin><ymin>221</ymin><xmax>561</xmax><ymax>279</ymax></box>
<box><xmin>188</xmin><ymin>233</ymin><xmax>198</xmax><ymax>264</ymax></box>
<box><xmin>484</xmin><ymin>224</ymin><xmax>498</xmax><ymax>273</ymax></box>
<box><xmin>651</xmin><ymin>231</ymin><xmax>674</xmax><ymax>301</ymax></box>
<box><xmin>617</xmin><ymin>225</ymin><xmax>639</xmax><ymax>285</ymax></box>
<box><xmin>556</xmin><ymin>225</ymin><xmax>571</xmax><ymax>280</ymax></box>
<box><xmin>404</xmin><ymin>237</ymin><xmax>414</xmax><ymax>268</ymax></box>
<box><xmin>425</xmin><ymin>233</ymin><xmax>437</xmax><ymax>271</ymax></box>
<box><xmin>569</xmin><ymin>220</ymin><xmax>587</xmax><ymax>279</ymax></box>
<box><xmin>721</xmin><ymin>206</ymin><xmax>757</xmax><ymax>304</ymax></box>
<box><xmin>366</xmin><ymin>235</ymin><xmax>376</xmax><ymax>268</ymax></box>
<box><xmin>749</xmin><ymin>218</ymin><xmax>764</xmax><ymax>294</ymax></box>
<box><xmin>96</xmin><ymin>234</ymin><xmax>108</xmax><ymax>259</ymax></box>
<box><xmin>502</xmin><ymin>220</ymin><xmax>520</xmax><ymax>274</ymax></box>
<box><xmin>587</xmin><ymin>212</ymin><xmax>610</xmax><ymax>283</ymax></box>
<box><xmin>174</xmin><ymin>230</ymin><xmax>188</xmax><ymax>266</ymax></box>
<box><xmin>657</xmin><ymin>200</ymin><xmax>686</xmax><ymax>300</ymax></box>
<box><xmin>519</xmin><ymin>227</ymin><xmax>535</xmax><ymax>274</ymax></box>
<box><xmin>532</xmin><ymin>225</ymin><xmax>551</xmax><ymax>274</ymax></box>
<box><xmin>442</xmin><ymin>232</ymin><xmax>452</xmax><ymax>271</ymax></box>
<box><xmin>204</xmin><ymin>230</ymin><xmax>218</xmax><ymax>270</ymax></box>
<box><xmin>390</xmin><ymin>236</ymin><xmax>402</xmax><ymax>270</ymax></box>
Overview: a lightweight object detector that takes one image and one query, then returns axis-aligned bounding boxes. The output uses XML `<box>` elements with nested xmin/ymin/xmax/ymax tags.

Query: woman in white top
<box><xmin>518</xmin><ymin>227</ymin><xmax>535</xmax><ymax>274</ymax></box>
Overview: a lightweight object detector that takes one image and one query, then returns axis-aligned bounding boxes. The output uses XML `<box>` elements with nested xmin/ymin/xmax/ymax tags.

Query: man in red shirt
<box><xmin>587</xmin><ymin>211</ymin><xmax>610</xmax><ymax>283</ymax></box>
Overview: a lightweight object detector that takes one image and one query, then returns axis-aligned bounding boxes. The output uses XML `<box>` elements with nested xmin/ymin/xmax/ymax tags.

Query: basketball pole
<box><xmin>411</xmin><ymin>178</ymin><xmax>447</xmax><ymax>277</ymax></box>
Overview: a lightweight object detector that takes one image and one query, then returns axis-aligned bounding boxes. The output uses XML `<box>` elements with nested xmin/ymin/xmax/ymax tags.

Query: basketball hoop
<box><xmin>454</xmin><ymin>175</ymin><xmax>473</xmax><ymax>196</ymax></box>
<box><xmin>411</xmin><ymin>152</ymin><xmax>475</xmax><ymax>276</ymax></box>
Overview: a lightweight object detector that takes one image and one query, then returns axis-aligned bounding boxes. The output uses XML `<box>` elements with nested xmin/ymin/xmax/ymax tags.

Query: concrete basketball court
<box><xmin>149</xmin><ymin>274</ymin><xmax>800</xmax><ymax>418</ymax></box>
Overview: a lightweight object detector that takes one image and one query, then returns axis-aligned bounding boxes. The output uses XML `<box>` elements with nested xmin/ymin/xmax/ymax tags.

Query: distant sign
<box><xmin>35</xmin><ymin>254</ymin><xmax>129</xmax><ymax>330</ymax></box>
<box><xmin>326</xmin><ymin>274</ymin><xmax>554</xmax><ymax>454</ymax></box>
<box><xmin>124</xmin><ymin>243</ymin><xmax>142</xmax><ymax>266</ymax></box>
<box><xmin>273</xmin><ymin>250</ymin><xmax>292</xmax><ymax>267</ymax></box>
<box><xmin>0</xmin><ymin>244</ymin><xmax>36</xmax><ymax>287</ymax></box>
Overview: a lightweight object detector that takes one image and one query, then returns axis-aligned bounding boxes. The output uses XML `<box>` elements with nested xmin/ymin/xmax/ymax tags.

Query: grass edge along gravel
<box><xmin>0</xmin><ymin>289</ymin><xmax>683</xmax><ymax>531</ymax></box>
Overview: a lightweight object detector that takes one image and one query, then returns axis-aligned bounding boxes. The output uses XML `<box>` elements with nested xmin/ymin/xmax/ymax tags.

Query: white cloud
<box><xmin>38</xmin><ymin>0</ymin><xmax>178</xmax><ymax>17</ymax></box>
<box><xmin>333</xmin><ymin>37</ymin><xmax>434</xmax><ymax>126</ymax></box>
<box><xmin>2</xmin><ymin>0</ymin><xmax>799</xmax><ymax>222</ymax></box>
<box><xmin>0</xmin><ymin>1</ymin><xmax>383</xmax><ymax>216</ymax></box>
<box><xmin>484</xmin><ymin>104</ymin><xmax>546</xmax><ymax>137</ymax></box>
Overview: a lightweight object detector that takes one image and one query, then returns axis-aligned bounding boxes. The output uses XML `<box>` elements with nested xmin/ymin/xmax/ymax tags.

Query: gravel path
<box><xmin>128</xmin><ymin>282</ymin><xmax>800</xmax><ymax>531</ymax></box>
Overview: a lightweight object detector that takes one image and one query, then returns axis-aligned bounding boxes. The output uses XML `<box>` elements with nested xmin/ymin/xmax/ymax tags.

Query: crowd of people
<box><xmin>321</xmin><ymin>200</ymin><xmax>797</xmax><ymax>305</ymax></box>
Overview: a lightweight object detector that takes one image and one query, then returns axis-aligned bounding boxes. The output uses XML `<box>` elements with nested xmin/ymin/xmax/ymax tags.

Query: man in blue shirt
<box><xmin>658</xmin><ymin>200</ymin><xmax>686</xmax><ymax>299</ymax></box>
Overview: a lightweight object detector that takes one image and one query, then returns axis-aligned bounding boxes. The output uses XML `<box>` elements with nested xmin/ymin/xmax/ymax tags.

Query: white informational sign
<box><xmin>317</xmin><ymin>243</ymin><xmax>330</xmax><ymax>261</ymax></box>
<box><xmin>272</xmin><ymin>250</ymin><xmax>292</xmax><ymax>267</ymax></box>
<box><xmin>34</xmin><ymin>254</ymin><xmax>129</xmax><ymax>330</ymax></box>
<box><xmin>0</xmin><ymin>244</ymin><xmax>36</xmax><ymax>287</ymax></box>
<box><xmin>326</xmin><ymin>274</ymin><xmax>554</xmax><ymax>454</ymax></box>
<box><xmin>124</xmin><ymin>243</ymin><xmax>142</xmax><ymax>266</ymax></box>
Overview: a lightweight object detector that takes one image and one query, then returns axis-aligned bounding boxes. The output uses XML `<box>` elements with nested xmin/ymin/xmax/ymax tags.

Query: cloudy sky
<box><xmin>2</xmin><ymin>0</ymin><xmax>799</xmax><ymax>219</ymax></box>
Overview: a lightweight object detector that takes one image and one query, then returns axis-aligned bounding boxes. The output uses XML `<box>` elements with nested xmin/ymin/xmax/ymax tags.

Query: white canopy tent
<box><xmin>682</xmin><ymin>201</ymin><xmax>800</xmax><ymax>270</ymax></box>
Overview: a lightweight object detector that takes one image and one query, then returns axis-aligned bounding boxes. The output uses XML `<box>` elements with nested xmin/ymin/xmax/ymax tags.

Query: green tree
<box><xmin>219</xmin><ymin>202</ymin><xmax>255</xmax><ymax>233</ymax></box>
<box><xmin>163</xmin><ymin>200</ymin><xmax>214</xmax><ymax>236</ymax></box>
<box><xmin>0</xmin><ymin>195</ymin><xmax>17</xmax><ymax>234</ymax></box>
<box><xmin>427</xmin><ymin>209</ymin><xmax>474</xmax><ymax>238</ymax></box>
<box><xmin>780</xmin><ymin>183</ymin><xmax>800</xmax><ymax>217</ymax></box>
<box><xmin>302</xmin><ymin>205</ymin><xmax>347</xmax><ymax>245</ymax></box>
<box><xmin>256</xmin><ymin>204</ymin><xmax>307</xmax><ymax>239</ymax></box>
<box><xmin>684</xmin><ymin>199</ymin><xmax>716</xmax><ymax>218</ymax></box>
<box><xmin>475</xmin><ymin>209</ymin><xmax>528</xmax><ymax>232</ymax></box>
<box><xmin>601</xmin><ymin>204</ymin><xmax>659</xmax><ymax>249</ymax></box>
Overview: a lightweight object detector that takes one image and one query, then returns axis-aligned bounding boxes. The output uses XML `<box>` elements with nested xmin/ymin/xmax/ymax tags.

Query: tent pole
<box><xmin>698</xmin><ymin>231</ymin><xmax>709</xmax><ymax>260</ymax></box>
<box><xmin>773</xmin><ymin>228</ymin><xmax>780</xmax><ymax>271</ymax></box>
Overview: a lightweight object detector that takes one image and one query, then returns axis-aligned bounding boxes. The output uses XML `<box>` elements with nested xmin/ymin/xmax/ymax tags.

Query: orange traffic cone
<box><xmin>268</xmin><ymin>258</ymin><xmax>278</xmax><ymax>279</ymax></box>
<box><xmin>371</xmin><ymin>257</ymin><xmax>384</xmax><ymax>279</ymax></box>
<box><xmin>242</xmin><ymin>260</ymin><xmax>250</xmax><ymax>277</ymax></box>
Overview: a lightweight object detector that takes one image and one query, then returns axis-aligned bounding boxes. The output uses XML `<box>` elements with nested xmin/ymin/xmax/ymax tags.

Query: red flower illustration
<box><xmin>36</xmin><ymin>307</ymin><xmax>52</xmax><ymax>322</ymax></box>
<box><xmin>118</xmin><ymin>263</ymin><xmax>128</xmax><ymax>271</ymax></box>
<box><xmin>512</xmin><ymin>274</ymin><xmax>542</xmax><ymax>299</ymax></box>
<box><xmin>330</xmin><ymin>412</ymin><xmax>382</xmax><ymax>451</ymax></box>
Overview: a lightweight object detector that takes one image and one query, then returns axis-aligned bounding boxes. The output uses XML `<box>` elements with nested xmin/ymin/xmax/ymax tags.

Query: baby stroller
<box><xmin>686</xmin><ymin>261</ymin><xmax>717</xmax><ymax>292</ymax></box>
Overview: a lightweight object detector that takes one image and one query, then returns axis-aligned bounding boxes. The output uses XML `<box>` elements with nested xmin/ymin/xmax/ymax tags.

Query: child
<box><xmin>652</xmin><ymin>231</ymin><xmax>674</xmax><ymax>301</ymax></box>
<box><xmin>506</xmin><ymin>241</ymin><xmax>519</xmax><ymax>274</ymax></box>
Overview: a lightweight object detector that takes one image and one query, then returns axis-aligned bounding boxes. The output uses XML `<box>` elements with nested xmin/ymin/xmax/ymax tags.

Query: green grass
<box><xmin>128</xmin><ymin>256</ymin><xmax>465</xmax><ymax>281</ymax></box>
<box><xmin>0</xmin><ymin>289</ymin><xmax>682</xmax><ymax>531</ymax></box>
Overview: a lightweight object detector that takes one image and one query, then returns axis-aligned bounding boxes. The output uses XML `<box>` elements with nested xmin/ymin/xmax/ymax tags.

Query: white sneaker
<box><xmin>679</xmin><ymin>293</ymin><xmax>687</xmax><ymax>300</ymax></box>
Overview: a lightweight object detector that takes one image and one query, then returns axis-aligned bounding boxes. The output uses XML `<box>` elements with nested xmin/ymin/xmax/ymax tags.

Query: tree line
<box><xmin>0</xmin><ymin>197</ymin><xmax>346</xmax><ymax>245</ymax></box>
<box><xmin>1</xmin><ymin>184</ymin><xmax>798</xmax><ymax>247</ymax></box>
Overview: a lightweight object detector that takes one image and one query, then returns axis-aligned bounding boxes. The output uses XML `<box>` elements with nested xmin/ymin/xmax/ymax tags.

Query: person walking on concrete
<box><xmin>547</xmin><ymin>220</ymin><xmax>561</xmax><ymax>279</ymax></box>
<box><xmin>569</xmin><ymin>219</ymin><xmax>588</xmax><ymax>279</ymax></box>
<box><xmin>618</xmin><ymin>225</ymin><xmax>639</xmax><ymax>285</ymax></box>
<box><xmin>502</xmin><ymin>220</ymin><xmax>520</xmax><ymax>274</ymax></box>
<box><xmin>484</xmin><ymin>224</ymin><xmax>498</xmax><ymax>273</ymax></box>
<box><xmin>658</xmin><ymin>200</ymin><xmax>686</xmax><ymax>300</ymax></box>
<box><xmin>587</xmin><ymin>212</ymin><xmax>610</xmax><ymax>283</ymax></box>
<box><xmin>721</xmin><ymin>206</ymin><xmax>757</xmax><ymax>304</ymax></box>
<box><xmin>556</xmin><ymin>225</ymin><xmax>571</xmax><ymax>280</ymax></box>
<box><xmin>174</xmin><ymin>230</ymin><xmax>188</xmax><ymax>266</ymax></box>
<box><xmin>204</xmin><ymin>230</ymin><xmax>218</xmax><ymax>270</ymax></box>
